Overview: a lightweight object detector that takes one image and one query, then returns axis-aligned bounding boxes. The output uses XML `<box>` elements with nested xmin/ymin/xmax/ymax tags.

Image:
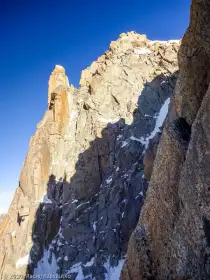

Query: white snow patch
<box><xmin>149</xmin><ymin>39</ymin><xmax>180</xmax><ymax>45</ymax></box>
<box><xmin>57</xmin><ymin>226</ymin><xmax>63</xmax><ymax>238</ymax></box>
<box><xmin>57</xmin><ymin>239</ymin><xmax>63</xmax><ymax>247</ymax></box>
<box><xmin>130</xmin><ymin>98</ymin><xmax>170</xmax><ymax>149</ymax></box>
<box><xmin>64</xmin><ymin>256</ymin><xmax>68</xmax><ymax>261</ymax></box>
<box><xmin>134</xmin><ymin>48</ymin><xmax>152</xmax><ymax>55</ymax></box>
<box><xmin>41</xmin><ymin>194</ymin><xmax>53</xmax><ymax>204</ymax></box>
<box><xmin>83</xmin><ymin>257</ymin><xmax>95</xmax><ymax>267</ymax></box>
<box><xmin>33</xmin><ymin>249</ymin><xmax>58</xmax><ymax>277</ymax></box>
<box><xmin>149</xmin><ymin>40</ymin><xmax>167</xmax><ymax>45</ymax></box>
<box><xmin>121</xmin><ymin>141</ymin><xmax>128</xmax><ymax>148</ymax></box>
<box><xmin>93</xmin><ymin>221</ymin><xmax>97</xmax><ymax>232</ymax></box>
<box><xmin>55</xmin><ymin>64</ymin><xmax>64</xmax><ymax>70</ymax></box>
<box><xmin>12</xmin><ymin>231</ymin><xmax>16</xmax><ymax>236</ymax></box>
<box><xmin>67</xmin><ymin>262</ymin><xmax>85</xmax><ymax>279</ymax></box>
<box><xmin>76</xmin><ymin>201</ymin><xmax>90</xmax><ymax>209</ymax></box>
<box><xmin>106</xmin><ymin>177</ymin><xmax>112</xmax><ymax>184</ymax></box>
<box><xmin>104</xmin><ymin>258</ymin><xmax>125</xmax><ymax>280</ymax></box>
<box><xmin>117</xmin><ymin>135</ymin><xmax>123</xmax><ymax>140</ymax></box>
<box><xmin>135</xmin><ymin>191</ymin><xmax>143</xmax><ymax>199</ymax></box>
<box><xmin>168</xmin><ymin>39</ymin><xmax>180</xmax><ymax>43</ymax></box>
<box><xmin>116</xmin><ymin>167</ymin><xmax>119</xmax><ymax>172</ymax></box>
<box><xmin>149</xmin><ymin>97</ymin><xmax>170</xmax><ymax>137</ymax></box>
<box><xmin>130</xmin><ymin>136</ymin><xmax>146</xmax><ymax>145</ymax></box>
<box><xmin>16</xmin><ymin>254</ymin><xmax>31</xmax><ymax>268</ymax></box>
<box><xmin>72</xmin><ymin>199</ymin><xmax>78</xmax><ymax>203</ymax></box>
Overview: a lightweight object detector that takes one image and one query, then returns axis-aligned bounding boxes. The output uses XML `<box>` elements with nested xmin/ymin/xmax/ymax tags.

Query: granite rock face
<box><xmin>0</xmin><ymin>215</ymin><xmax>5</xmax><ymax>228</ymax></box>
<box><xmin>121</xmin><ymin>1</ymin><xmax>210</xmax><ymax>279</ymax></box>
<box><xmin>0</xmin><ymin>33</ymin><xmax>179</xmax><ymax>280</ymax></box>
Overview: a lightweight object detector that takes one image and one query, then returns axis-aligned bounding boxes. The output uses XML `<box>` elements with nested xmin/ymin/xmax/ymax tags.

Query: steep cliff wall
<box><xmin>121</xmin><ymin>1</ymin><xmax>210</xmax><ymax>279</ymax></box>
<box><xmin>0</xmin><ymin>33</ymin><xmax>180</xmax><ymax>280</ymax></box>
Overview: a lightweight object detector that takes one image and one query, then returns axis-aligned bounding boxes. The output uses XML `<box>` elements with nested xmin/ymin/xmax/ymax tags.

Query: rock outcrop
<box><xmin>0</xmin><ymin>215</ymin><xmax>5</xmax><ymax>228</ymax></box>
<box><xmin>0</xmin><ymin>32</ymin><xmax>180</xmax><ymax>280</ymax></box>
<box><xmin>121</xmin><ymin>1</ymin><xmax>210</xmax><ymax>279</ymax></box>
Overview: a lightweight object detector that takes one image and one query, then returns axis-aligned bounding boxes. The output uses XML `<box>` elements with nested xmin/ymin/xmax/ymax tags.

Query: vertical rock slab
<box><xmin>121</xmin><ymin>1</ymin><xmax>210</xmax><ymax>279</ymax></box>
<box><xmin>0</xmin><ymin>66</ymin><xmax>74</xmax><ymax>278</ymax></box>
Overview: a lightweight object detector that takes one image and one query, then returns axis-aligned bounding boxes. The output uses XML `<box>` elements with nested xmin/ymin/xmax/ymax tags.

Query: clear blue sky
<box><xmin>0</xmin><ymin>0</ymin><xmax>191</xmax><ymax>212</ymax></box>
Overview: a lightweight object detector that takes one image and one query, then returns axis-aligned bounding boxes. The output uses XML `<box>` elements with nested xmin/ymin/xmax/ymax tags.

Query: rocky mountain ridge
<box><xmin>0</xmin><ymin>32</ymin><xmax>180</xmax><ymax>280</ymax></box>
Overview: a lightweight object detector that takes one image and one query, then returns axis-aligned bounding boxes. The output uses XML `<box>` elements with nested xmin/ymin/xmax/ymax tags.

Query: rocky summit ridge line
<box><xmin>0</xmin><ymin>32</ymin><xmax>180</xmax><ymax>280</ymax></box>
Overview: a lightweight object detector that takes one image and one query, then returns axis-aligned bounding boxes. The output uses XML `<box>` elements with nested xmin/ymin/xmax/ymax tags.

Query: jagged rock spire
<box><xmin>48</xmin><ymin>65</ymin><xmax>69</xmax><ymax>107</ymax></box>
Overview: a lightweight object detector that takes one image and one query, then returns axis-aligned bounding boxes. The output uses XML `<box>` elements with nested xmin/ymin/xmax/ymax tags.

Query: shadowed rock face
<box><xmin>121</xmin><ymin>1</ymin><xmax>210</xmax><ymax>279</ymax></box>
<box><xmin>0</xmin><ymin>32</ymin><xmax>179</xmax><ymax>279</ymax></box>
